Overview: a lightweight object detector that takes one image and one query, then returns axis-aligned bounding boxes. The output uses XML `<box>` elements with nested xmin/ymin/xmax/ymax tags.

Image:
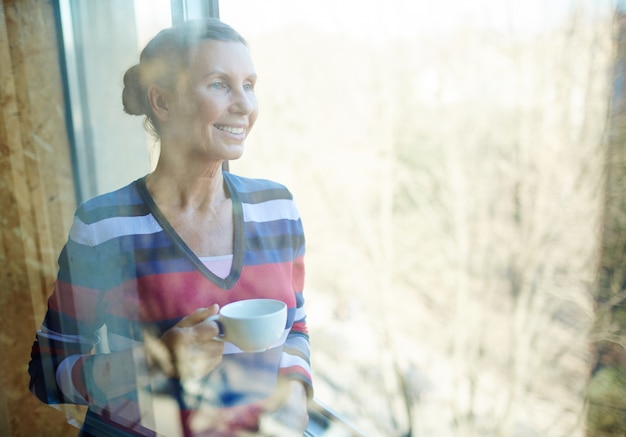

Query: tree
<box><xmin>587</xmin><ymin>9</ymin><xmax>626</xmax><ymax>437</ymax></box>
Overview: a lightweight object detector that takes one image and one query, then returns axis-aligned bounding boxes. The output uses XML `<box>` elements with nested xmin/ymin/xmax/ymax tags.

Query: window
<box><xmin>56</xmin><ymin>1</ymin><xmax>615</xmax><ymax>435</ymax></box>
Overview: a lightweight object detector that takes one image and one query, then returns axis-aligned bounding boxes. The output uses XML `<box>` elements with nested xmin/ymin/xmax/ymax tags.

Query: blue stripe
<box><xmin>105</xmin><ymin>315</ymin><xmax>178</xmax><ymax>340</ymax></box>
<box><xmin>76</xmin><ymin>181</ymin><xmax>147</xmax><ymax>224</ymax></box>
<box><xmin>243</xmin><ymin>217</ymin><xmax>302</xmax><ymax>237</ymax></box>
<box><xmin>243</xmin><ymin>246</ymin><xmax>301</xmax><ymax>266</ymax></box>
<box><xmin>241</xmin><ymin>217</ymin><xmax>304</xmax><ymax>265</ymax></box>
<box><xmin>59</xmin><ymin>239</ymin><xmax>193</xmax><ymax>290</ymax></box>
<box><xmin>77</xmin><ymin>203</ymin><xmax>149</xmax><ymax>225</ymax></box>
<box><xmin>224</xmin><ymin>172</ymin><xmax>292</xmax><ymax>200</ymax></box>
<box><xmin>245</xmin><ymin>232</ymin><xmax>302</xmax><ymax>253</ymax></box>
<box><xmin>295</xmin><ymin>292</ymin><xmax>305</xmax><ymax>307</ymax></box>
<box><xmin>77</xmin><ymin>230</ymin><xmax>170</xmax><ymax>253</ymax></box>
<box><xmin>238</xmin><ymin>187</ymin><xmax>293</xmax><ymax>203</ymax></box>
<box><xmin>286</xmin><ymin>307</ymin><xmax>296</xmax><ymax>328</ymax></box>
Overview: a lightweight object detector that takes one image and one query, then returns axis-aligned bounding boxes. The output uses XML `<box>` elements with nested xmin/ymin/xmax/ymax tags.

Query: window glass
<box><xmin>60</xmin><ymin>0</ymin><xmax>171</xmax><ymax>201</ymax></box>
<box><xmin>54</xmin><ymin>0</ymin><xmax>620</xmax><ymax>435</ymax></box>
<box><xmin>221</xmin><ymin>1</ymin><xmax>614</xmax><ymax>435</ymax></box>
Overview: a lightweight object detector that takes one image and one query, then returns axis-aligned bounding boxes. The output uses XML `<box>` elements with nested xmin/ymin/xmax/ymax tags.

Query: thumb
<box><xmin>206</xmin><ymin>303</ymin><xmax>220</xmax><ymax>316</ymax></box>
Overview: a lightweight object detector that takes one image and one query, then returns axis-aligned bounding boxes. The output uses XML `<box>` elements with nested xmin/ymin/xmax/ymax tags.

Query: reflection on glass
<box><xmin>27</xmin><ymin>0</ymin><xmax>624</xmax><ymax>435</ymax></box>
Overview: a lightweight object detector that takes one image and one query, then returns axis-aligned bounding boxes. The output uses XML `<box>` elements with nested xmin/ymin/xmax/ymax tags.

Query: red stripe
<box><xmin>103</xmin><ymin>262</ymin><xmax>298</xmax><ymax>322</ymax></box>
<box><xmin>292</xmin><ymin>255</ymin><xmax>305</xmax><ymax>293</ymax></box>
<box><xmin>50</xmin><ymin>280</ymin><xmax>102</xmax><ymax>322</ymax></box>
<box><xmin>290</xmin><ymin>321</ymin><xmax>308</xmax><ymax>335</ymax></box>
<box><xmin>34</xmin><ymin>344</ymin><xmax>82</xmax><ymax>356</ymax></box>
<box><xmin>71</xmin><ymin>356</ymin><xmax>89</xmax><ymax>400</ymax></box>
<box><xmin>232</xmin><ymin>262</ymin><xmax>297</xmax><ymax>306</ymax></box>
<box><xmin>278</xmin><ymin>365</ymin><xmax>311</xmax><ymax>381</ymax></box>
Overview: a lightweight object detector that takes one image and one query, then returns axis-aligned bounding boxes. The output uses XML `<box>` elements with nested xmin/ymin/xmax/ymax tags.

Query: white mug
<box><xmin>206</xmin><ymin>299</ymin><xmax>287</xmax><ymax>352</ymax></box>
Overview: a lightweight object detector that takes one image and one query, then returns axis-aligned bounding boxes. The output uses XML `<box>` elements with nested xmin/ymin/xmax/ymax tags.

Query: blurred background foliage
<box><xmin>222</xmin><ymin>1</ymin><xmax>625</xmax><ymax>435</ymax></box>
<box><xmin>45</xmin><ymin>0</ymin><xmax>625</xmax><ymax>434</ymax></box>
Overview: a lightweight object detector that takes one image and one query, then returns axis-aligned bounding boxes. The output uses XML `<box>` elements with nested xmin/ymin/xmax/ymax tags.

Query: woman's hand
<box><xmin>149</xmin><ymin>305</ymin><xmax>224</xmax><ymax>380</ymax></box>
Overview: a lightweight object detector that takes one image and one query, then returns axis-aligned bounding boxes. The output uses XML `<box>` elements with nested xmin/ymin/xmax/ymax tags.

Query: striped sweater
<box><xmin>28</xmin><ymin>172</ymin><xmax>312</xmax><ymax>436</ymax></box>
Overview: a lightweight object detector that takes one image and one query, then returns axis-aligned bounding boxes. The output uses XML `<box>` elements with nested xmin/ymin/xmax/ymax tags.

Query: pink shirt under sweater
<box><xmin>199</xmin><ymin>254</ymin><xmax>234</xmax><ymax>279</ymax></box>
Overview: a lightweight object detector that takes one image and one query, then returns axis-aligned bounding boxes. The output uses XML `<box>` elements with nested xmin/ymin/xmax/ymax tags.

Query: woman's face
<box><xmin>166</xmin><ymin>40</ymin><xmax>258</xmax><ymax>162</ymax></box>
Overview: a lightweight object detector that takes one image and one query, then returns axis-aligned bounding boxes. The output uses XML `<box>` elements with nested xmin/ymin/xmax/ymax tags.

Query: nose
<box><xmin>229</xmin><ymin>87</ymin><xmax>256</xmax><ymax>115</ymax></box>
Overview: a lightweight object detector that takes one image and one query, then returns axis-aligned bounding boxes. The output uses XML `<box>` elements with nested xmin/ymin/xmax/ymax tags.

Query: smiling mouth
<box><xmin>215</xmin><ymin>125</ymin><xmax>245</xmax><ymax>135</ymax></box>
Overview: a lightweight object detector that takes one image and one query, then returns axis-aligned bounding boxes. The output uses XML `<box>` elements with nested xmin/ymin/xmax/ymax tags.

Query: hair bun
<box><xmin>122</xmin><ymin>64</ymin><xmax>146</xmax><ymax>116</ymax></box>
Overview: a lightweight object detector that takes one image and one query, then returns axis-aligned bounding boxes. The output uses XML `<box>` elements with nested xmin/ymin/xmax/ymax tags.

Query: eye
<box><xmin>210</xmin><ymin>81</ymin><xmax>229</xmax><ymax>92</ymax></box>
<box><xmin>243</xmin><ymin>81</ymin><xmax>255</xmax><ymax>92</ymax></box>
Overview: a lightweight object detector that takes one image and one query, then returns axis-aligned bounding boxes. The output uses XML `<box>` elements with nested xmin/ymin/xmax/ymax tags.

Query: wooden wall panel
<box><xmin>1</xmin><ymin>0</ymin><xmax>81</xmax><ymax>435</ymax></box>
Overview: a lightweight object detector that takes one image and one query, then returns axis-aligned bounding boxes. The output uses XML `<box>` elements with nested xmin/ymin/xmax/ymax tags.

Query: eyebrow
<box><xmin>200</xmin><ymin>70</ymin><xmax>257</xmax><ymax>81</ymax></box>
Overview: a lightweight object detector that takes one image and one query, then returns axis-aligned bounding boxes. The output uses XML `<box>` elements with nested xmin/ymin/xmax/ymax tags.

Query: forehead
<box><xmin>186</xmin><ymin>40</ymin><xmax>255</xmax><ymax>78</ymax></box>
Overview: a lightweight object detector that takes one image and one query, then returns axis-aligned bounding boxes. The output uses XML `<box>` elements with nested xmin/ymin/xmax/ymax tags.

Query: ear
<box><xmin>147</xmin><ymin>85</ymin><xmax>171</xmax><ymax>122</ymax></box>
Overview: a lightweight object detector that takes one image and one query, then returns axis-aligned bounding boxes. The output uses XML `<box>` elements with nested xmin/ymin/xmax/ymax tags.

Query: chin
<box><xmin>226</xmin><ymin>145</ymin><xmax>245</xmax><ymax>160</ymax></box>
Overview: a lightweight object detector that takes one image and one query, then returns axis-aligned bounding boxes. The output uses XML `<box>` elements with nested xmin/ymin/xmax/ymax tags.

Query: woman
<box><xmin>28</xmin><ymin>18</ymin><xmax>312</xmax><ymax>436</ymax></box>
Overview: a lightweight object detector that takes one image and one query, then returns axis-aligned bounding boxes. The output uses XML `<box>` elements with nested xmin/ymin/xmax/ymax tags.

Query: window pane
<box><xmin>220</xmin><ymin>1</ymin><xmax>614</xmax><ymax>435</ymax></box>
<box><xmin>60</xmin><ymin>0</ymin><xmax>171</xmax><ymax>201</ymax></box>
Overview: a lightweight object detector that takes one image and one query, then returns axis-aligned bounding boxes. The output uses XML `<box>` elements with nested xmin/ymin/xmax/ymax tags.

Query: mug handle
<box><xmin>205</xmin><ymin>314</ymin><xmax>225</xmax><ymax>341</ymax></box>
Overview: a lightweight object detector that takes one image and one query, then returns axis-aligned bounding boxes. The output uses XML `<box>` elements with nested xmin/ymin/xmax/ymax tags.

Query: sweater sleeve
<box><xmin>278</xmin><ymin>212</ymin><xmax>313</xmax><ymax>398</ymax></box>
<box><xmin>28</xmin><ymin>213</ymin><xmax>105</xmax><ymax>405</ymax></box>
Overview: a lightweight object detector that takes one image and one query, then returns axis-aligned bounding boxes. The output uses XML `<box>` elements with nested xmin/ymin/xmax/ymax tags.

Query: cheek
<box><xmin>249</xmin><ymin>101</ymin><xmax>259</xmax><ymax>129</ymax></box>
<box><xmin>249</xmin><ymin>110</ymin><xmax>259</xmax><ymax>130</ymax></box>
<box><xmin>200</xmin><ymin>105</ymin><xmax>221</xmax><ymax>123</ymax></box>
<box><xmin>191</xmin><ymin>96</ymin><xmax>221</xmax><ymax>122</ymax></box>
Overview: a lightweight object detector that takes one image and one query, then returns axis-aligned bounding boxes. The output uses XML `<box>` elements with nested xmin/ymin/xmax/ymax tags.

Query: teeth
<box><xmin>216</xmin><ymin>125</ymin><xmax>245</xmax><ymax>134</ymax></box>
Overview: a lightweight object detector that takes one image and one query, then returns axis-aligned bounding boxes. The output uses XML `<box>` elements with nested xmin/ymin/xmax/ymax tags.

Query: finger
<box><xmin>198</xmin><ymin>318</ymin><xmax>222</xmax><ymax>338</ymax></box>
<box><xmin>207</xmin><ymin>337</ymin><xmax>225</xmax><ymax>355</ymax></box>
<box><xmin>145</xmin><ymin>334</ymin><xmax>177</xmax><ymax>377</ymax></box>
<box><xmin>177</xmin><ymin>304</ymin><xmax>219</xmax><ymax>328</ymax></box>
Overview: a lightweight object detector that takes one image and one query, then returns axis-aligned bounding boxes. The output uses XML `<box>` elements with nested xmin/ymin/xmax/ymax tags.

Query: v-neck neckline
<box><xmin>135</xmin><ymin>173</ymin><xmax>243</xmax><ymax>290</ymax></box>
